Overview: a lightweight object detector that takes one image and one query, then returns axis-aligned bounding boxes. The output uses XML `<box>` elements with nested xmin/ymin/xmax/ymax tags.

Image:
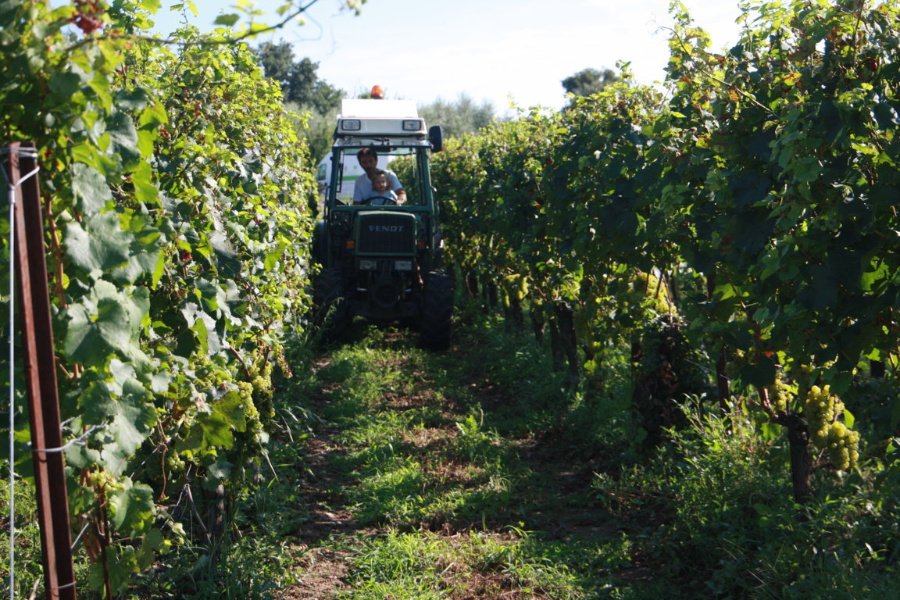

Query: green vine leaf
<box><xmin>108</xmin><ymin>478</ymin><xmax>155</xmax><ymax>535</ymax></box>
<box><xmin>64</xmin><ymin>281</ymin><xmax>149</xmax><ymax>364</ymax></box>
<box><xmin>214</xmin><ymin>14</ymin><xmax>240</xmax><ymax>27</ymax></box>
<box><xmin>79</xmin><ymin>377</ymin><xmax>156</xmax><ymax>474</ymax></box>
<box><xmin>107</xmin><ymin>110</ymin><xmax>142</xmax><ymax>168</ymax></box>
<box><xmin>65</xmin><ymin>213</ymin><xmax>132</xmax><ymax>272</ymax></box>
<box><xmin>71</xmin><ymin>163</ymin><xmax>114</xmax><ymax>215</ymax></box>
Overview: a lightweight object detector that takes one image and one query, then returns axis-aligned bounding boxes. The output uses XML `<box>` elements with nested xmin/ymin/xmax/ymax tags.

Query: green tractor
<box><xmin>312</xmin><ymin>100</ymin><xmax>453</xmax><ymax>349</ymax></box>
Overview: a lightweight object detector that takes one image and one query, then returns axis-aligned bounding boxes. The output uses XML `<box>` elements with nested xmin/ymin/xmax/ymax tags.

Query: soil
<box><xmin>276</xmin><ymin>334</ymin><xmax>631</xmax><ymax>599</ymax></box>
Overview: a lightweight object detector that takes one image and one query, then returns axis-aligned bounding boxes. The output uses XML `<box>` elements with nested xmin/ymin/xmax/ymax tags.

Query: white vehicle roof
<box><xmin>334</xmin><ymin>99</ymin><xmax>429</xmax><ymax>144</ymax></box>
<box><xmin>340</xmin><ymin>99</ymin><xmax>418</xmax><ymax>118</ymax></box>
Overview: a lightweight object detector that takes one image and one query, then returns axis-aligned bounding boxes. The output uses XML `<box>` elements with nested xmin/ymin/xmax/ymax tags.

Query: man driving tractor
<box><xmin>352</xmin><ymin>146</ymin><xmax>407</xmax><ymax>205</ymax></box>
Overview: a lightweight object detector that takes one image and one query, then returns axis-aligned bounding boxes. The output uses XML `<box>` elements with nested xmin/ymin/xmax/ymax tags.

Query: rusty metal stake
<box><xmin>5</xmin><ymin>142</ymin><xmax>77</xmax><ymax>600</ymax></box>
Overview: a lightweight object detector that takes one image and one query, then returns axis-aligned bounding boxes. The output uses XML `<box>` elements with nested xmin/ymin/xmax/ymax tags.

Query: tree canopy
<box><xmin>418</xmin><ymin>94</ymin><xmax>497</xmax><ymax>139</ymax></box>
<box><xmin>256</xmin><ymin>40</ymin><xmax>343</xmax><ymax>113</ymax></box>
<box><xmin>561</xmin><ymin>67</ymin><xmax>620</xmax><ymax>97</ymax></box>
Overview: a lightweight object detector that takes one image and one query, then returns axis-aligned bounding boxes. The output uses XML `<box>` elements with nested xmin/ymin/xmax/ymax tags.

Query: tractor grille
<box><xmin>356</xmin><ymin>212</ymin><xmax>416</xmax><ymax>255</ymax></box>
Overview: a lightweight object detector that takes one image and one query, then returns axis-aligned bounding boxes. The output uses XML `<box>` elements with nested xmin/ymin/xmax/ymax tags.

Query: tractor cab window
<box><xmin>331</xmin><ymin>146</ymin><xmax>425</xmax><ymax>206</ymax></box>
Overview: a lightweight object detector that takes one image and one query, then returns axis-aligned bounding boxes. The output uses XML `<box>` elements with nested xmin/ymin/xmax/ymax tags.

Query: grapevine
<box><xmin>1</xmin><ymin>0</ymin><xmax>318</xmax><ymax>593</ymax></box>
<box><xmin>434</xmin><ymin>0</ymin><xmax>897</xmax><ymax>501</ymax></box>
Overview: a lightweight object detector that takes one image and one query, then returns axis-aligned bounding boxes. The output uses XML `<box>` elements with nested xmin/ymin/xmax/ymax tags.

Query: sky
<box><xmin>151</xmin><ymin>0</ymin><xmax>747</xmax><ymax>113</ymax></box>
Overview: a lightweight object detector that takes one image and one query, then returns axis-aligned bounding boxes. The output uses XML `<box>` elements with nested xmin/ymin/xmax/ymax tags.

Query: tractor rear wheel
<box><xmin>420</xmin><ymin>271</ymin><xmax>453</xmax><ymax>350</ymax></box>
<box><xmin>313</xmin><ymin>267</ymin><xmax>350</xmax><ymax>336</ymax></box>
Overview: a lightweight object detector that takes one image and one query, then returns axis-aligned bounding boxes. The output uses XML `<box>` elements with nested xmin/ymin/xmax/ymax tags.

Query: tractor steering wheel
<box><xmin>367</xmin><ymin>195</ymin><xmax>397</xmax><ymax>206</ymax></box>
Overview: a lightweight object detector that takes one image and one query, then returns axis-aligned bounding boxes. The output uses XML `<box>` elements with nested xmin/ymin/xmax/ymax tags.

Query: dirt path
<box><xmin>277</xmin><ymin>327</ymin><xmax>632</xmax><ymax>598</ymax></box>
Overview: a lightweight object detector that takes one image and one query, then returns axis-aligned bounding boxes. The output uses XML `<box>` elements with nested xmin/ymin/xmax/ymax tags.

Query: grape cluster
<box><xmin>804</xmin><ymin>385</ymin><xmax>860</xmax><ymax>471</ymax></box>
<box><xmin>772</xmin><ymin>378</ymin><xmax>794</xmax><ymax>414</ymax></box>
<box><xmin>71</xmin><ymin>0</ymin><xmax>104</xmax><ymax>34</ymax></box>
<box><xmin>247</xmin><ymin>361</ymin><xmax>275</xmax><ymax>420</ymax></box>
<box><xmin>236</xmin><ymin>381</ymin><xmax>261</xmax><ymax>422</ymax></box>
<box><xmin>517</xmin><ymin>276</ymin><xmax>529</xmax><ymax>301</ymax></box>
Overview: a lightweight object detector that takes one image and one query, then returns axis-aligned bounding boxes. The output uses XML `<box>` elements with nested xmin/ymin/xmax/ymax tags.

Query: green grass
<box><xmin>336</xmin><ymin>528</ymin><xmax>585</xmax><ymax>599</ymax></box>
<box><xmin>316</xmin><ymin>328</ymin><xmax>520</xmax><ymax>529</ymax></box>
<box><xmin>30</xmin><ymin>311</ymin><xmax>895</xmax><ymax>598</ymax></box>
<box><xmin>0</xmin><ymin>474</ymin><xmax>46</xmax><ymax>598</ymax></box>
<box><xmin>299</xmin><ymin>318</ymin><xmax>899</xmax><ymax>599</ymax></box>
<box><xmin>285</xmin><ymin>320</ymin><xmax>660</xmax><ymax>598</ymax></box>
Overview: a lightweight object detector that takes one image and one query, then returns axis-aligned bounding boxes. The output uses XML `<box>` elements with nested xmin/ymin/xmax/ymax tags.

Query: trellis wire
<box><xmin>5</xmin><ymin>148</ymin><xmax>17</xmax><ymax>600</ymax></box>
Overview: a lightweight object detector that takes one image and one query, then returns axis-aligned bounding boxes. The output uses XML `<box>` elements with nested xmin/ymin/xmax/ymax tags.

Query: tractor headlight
<box><xmin>359</xmin><ymin>259</ymin><xmax>377</xmax><ymax>270</ymax></box>
<box><xmin>394</xmin><ymin>260</ymin><xmax>413</xmax><ymax>271</ymax></box>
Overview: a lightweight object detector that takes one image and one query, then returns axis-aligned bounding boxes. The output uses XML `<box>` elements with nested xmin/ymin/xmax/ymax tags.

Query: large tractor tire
<box><xmin>313</xmin><ymin>267</ymin><xmax>350</xmax><ymax>337</ymax></box>
<box><xmin>311</xmin><ymin>220</ymin><xmax>327</xmax><ymax>266</ymax></box>
<box><xmin>420</xmin><ymin>271</ymin><xmax>453</xmax><ymax>350</ymax></box>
